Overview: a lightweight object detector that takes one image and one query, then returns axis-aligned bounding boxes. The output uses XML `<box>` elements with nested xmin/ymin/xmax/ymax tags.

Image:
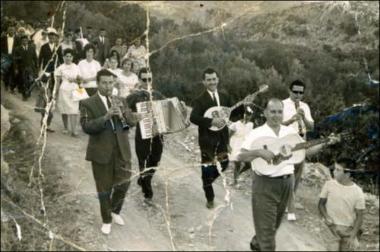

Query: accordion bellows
<box><xmin>136</xmin><ymin>97</ymin><xmax>190</xmax><ymax>139</ymax></box>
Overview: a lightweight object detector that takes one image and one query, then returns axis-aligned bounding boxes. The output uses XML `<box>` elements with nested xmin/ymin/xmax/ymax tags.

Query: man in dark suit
<box><xmin>190</xmin><ymin>68</ymin><xmax>242</xmax><ymax>209</ymax></box>
<box><xmin>37</xmin><ymin>28</ymin><xmax>63</xmax><ymax>132</ymax></box>
<box><xmin>93</xmin><ymin>28</ymin><xmax>110</xmax><ymax>65</ymax></box>
<box><xmin>13</xmin><ymin>35</ymin><xmax>38</xmax><ymax>100</ymax></box>
<box><xmin>80</xmin><ymin>69</ymin><xmax>138</xmax><ymax>235</ymax></box>
<box><xmin>1</xmin><ymin>25</ymin><xmax>20</xmax><ymax>92</ymax></box>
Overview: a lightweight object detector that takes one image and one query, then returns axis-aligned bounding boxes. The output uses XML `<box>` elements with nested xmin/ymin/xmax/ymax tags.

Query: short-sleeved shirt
<box><xmin>320</xmin><ymin>179</ymin><xmax>365</xmax><ymax>227</ymax></box>
<box><xmin>282</xmin><ymin>98</ymin><xmax>314</xmax><ymax>134</ymax></box>
<box><xmin>239</xmin><ymin>123</ymin><xmax>301</xmax><ymax>177</ymax></box>
<box><xmin>78</xmin><ymin>59</ymin><xmax>101</xmax><ymax>88</ymax></box>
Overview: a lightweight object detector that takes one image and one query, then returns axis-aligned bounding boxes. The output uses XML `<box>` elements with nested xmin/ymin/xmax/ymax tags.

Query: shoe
<box><xmin>206</xmin><ymin>200</ymin><xmax>214</xmax><ymax>209</ymax></box>
<box><xmin>62</xmin><ymin>129</ymin><xmax>69</xmax><ymax>134</ymax></box>
<box><xmin>101</xmin><ymin>223</ymin><xmax>111</xmax><ymax>235</ymax></box>
<box><xmin>46</xmin><ymin>128</ymin><xmax>55</xmax><ymax>133</ymax></box>
<box><xmin>287</xmin><ymin>213</ymin><xmax>297</xmax><ymax>221</ymax></box>
<box><xmin>250</xmin><ymin>242</ymin><xmax>260</xmax><ymax>251</ymax></box>
<box><xmin>71</xmin><ymin>132</ymin><xmax>79</xmax><ymax>138</ymax></box>
<box><xmin>111</xmin><ymin>213</ymin><xmax>125</xmax><ymax>226</ymax></box>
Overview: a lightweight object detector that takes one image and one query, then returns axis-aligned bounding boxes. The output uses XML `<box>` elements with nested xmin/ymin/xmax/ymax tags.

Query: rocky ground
<box><xmin>1</xmin><ymin>87</ymin><xmax>379</xmax><ymax>251</ymax></box>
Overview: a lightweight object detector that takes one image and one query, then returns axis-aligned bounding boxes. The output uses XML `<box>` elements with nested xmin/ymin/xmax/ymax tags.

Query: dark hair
<box><xmin>63</xmin><ymin>48</ymin><xmax>74</xmax><ymax>56</ymax></box>
<box><xmin>108</xmin><ymin>50</ymin><xmax>120</xmax><ymax>66</ymax></box>
<box><xmin>83</xmin><ymin>43</ymin><xmax>95</xmax><ymax>54</ymax></box>
<box><xmin>96</xmin><ymin>69</ymin><xmax>116</xmax><ymax>82</ymax></box>
<box><xmin>138</xmin><ymin>67</ymin><xmax>150</xmax><ymax>79</ymax></box>
<box><xmin>336</xmin><ymin>157</ymin><xmax>356</xmax><ymax>171</ymax></box>
<box><xmin>289</xmin><ymin>80</ymin><xmax>305</xmax><ymax>90</ymax></box>
<box><xmin>121</xmin><ymin>57</ymin><xmax>134</xmax><ymax>69</ymax></box>
<box><xmin>202</xmin><ymin>67</ymin><xmax>219</xmax><ymax>80</ymax></box>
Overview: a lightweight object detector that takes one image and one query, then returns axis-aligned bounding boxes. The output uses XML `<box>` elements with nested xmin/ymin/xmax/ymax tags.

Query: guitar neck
<box><xmin>293</xmin><ymin>138</ymin><xmax>329</xmax><ymax>151</ymax></box>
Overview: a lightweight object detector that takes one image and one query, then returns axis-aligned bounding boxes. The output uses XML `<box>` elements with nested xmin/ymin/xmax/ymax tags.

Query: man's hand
<box><xmin>211</xmin><ymin>118</ymin><xmax>225</xmax><ymax>128</ymax></box>
<box><xmin>257</xmin><ymin>149</ymin><xmax>275</xmax><ymax>163</ymax></box>
<box><xmin>297</xmin><ymin>108</ymin><xmax>305</xmax><ymax>119</ymax></box>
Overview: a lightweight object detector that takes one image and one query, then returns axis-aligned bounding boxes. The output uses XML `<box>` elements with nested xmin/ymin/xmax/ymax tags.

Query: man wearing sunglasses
<box><xmin>282</xmin><ymin>80</ymin><xmax>314</xmax><ymax>221</ymax></box>
<box><xmin>126</xmin><ymin>68</ymin><xmax>165</xmax><ymax>201</ymax></box>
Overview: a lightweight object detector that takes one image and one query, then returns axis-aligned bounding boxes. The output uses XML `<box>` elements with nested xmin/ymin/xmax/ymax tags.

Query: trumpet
<box><xmin>110</xmin><ymin>95</ymin><xmax>130</xmax><ymax>130</ymax></box>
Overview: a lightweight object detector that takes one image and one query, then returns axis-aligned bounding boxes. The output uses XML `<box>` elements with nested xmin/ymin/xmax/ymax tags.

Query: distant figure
<box><xmin>78</xmin><ymin>44</ymin><xmax>101</xmax><ymax>96</ymax></box>
<box><xmin>94</xmin><ymin>28</ymin><xmax>110</xmax><ymax>65</ymax></box>
<box><xmin>318</xmin><ymin>158</ymin><xmax>365</xmax><ymax>251</ymax></box>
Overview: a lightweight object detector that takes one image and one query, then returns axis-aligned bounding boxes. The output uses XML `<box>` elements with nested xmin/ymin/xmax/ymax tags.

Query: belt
<box><xmin>255</xmin><ymin>172</ymin><xmax>292</xmax><ymax>179</ymax></box>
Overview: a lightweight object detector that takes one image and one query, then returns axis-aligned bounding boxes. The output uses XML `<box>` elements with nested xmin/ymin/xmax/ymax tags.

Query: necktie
<box><xmin>211</xmin><ymin>92</ymin><xmax>217</xmax><ymax>106</ymax></box>
<box><xmin>106</xmin><ymin>97</ymin><xmax>116</xmax><ymax>129</ymax></box>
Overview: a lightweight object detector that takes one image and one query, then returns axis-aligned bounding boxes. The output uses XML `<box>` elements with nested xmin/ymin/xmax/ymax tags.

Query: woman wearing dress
<box><xmin>116</xmin><ymin>57</ymin><xmax>139</xmax><ymax>98</ymax></box>
<box><xmin>55</xmin><ymin>48</ymin><xmax>82</xmax><ymax>137</ymax></box>
<box><xmin>78</xmin><ymin>44</ymin><xmax>101</xmax><ymax>96</ymax></box>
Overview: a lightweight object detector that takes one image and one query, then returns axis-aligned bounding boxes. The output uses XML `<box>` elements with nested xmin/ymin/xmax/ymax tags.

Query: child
<box><xmin>318</xmin><ymin>157</ymin><xmax>365</xmax><ymax>251</ymax></box>
<box><xmin>228</xmin><ymin>106</ymin><xmax>254</xmax><ymax>186</ymax></box>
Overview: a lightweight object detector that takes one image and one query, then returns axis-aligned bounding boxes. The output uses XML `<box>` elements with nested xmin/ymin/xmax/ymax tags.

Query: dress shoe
<box><xmin>250</xmin><ymin>242</ymin><xmax>260</xmax><ymax>251</ymax></box>
<box><xmin>111</xmin><ymin>213</ymin><xmax>125</xmax><ymax>226</ymax></box>
<box><xmin>206</xmin><ymin>200</ymin><xmax>214</xmax><ymax>209</ymax></box>
<box><xmin>287</xmin><ymin>213</ymin><xmax>297</xmax><ymax>221</ymax></box>
<box><xmin>101</xmin><ymin>223</ymin><xmax>111</xmax><ymax>235</ymax></box>
<box><xmin>46</xmin><ymin>128</ymin><xmax>55</xmax><ymax>133</ymax></box>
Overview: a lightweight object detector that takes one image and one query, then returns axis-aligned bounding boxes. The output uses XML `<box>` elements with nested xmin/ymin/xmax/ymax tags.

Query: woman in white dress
<box><xmin>78</xmin><ymin>44</ymin><xmax>101</xmax><ymax>96</ymax></box>
<box><xmin>55</xmin><ymin>48</ymin><xmax>82</xmax><ymax>137</ymax></box>
<box><xmin>228</xmin><ymin>107</ymin><xmax>254</xmax><ymax>186</ymax></box>
<box><xmin>116</xmin><ymin>57</ymin><xmax>139</xmax><ymax>98</ymax></box>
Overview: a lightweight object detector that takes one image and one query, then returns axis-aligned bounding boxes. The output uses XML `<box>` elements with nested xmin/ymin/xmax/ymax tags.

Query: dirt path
<box><xmin>4</xmin><ymin>91</ymin><xmax>328</xmax><ymax>251</ymax></box>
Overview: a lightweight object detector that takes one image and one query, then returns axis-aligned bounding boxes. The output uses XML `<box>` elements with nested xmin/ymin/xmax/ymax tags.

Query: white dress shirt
<box><xmin>239</xmin><ymin>123</ymin><xmax>301</xmax><ymax>177</ymax></box>
<box><xmin>207</xmin><ymin>90</ymin><xmax>220</xmax><ymax>107</ymax></box>
<box><xmin>7</xmin><ymin>35</ymin><xmax>14</xmax><ymax>54</ymax></box>
<box><xmin>282</xmin><ymin>98</ymin><xmax>314</xmax><ymax>134</ymax></box>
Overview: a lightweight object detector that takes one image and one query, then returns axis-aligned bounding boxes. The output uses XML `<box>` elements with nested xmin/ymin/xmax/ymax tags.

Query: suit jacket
<box><xmin>38</xmin><ymin>43</ymin><xmax>63</xmax><ymax>73</ymax></box>
<box><xmin>13</xmin><ymin>44</ymin><xmax>38</xmax><ymax>74</ymax></box>
<box><xmin>0</xmin><ymin>34</ymin><xmax>21</xmax><ymax>55</ymax></box>
<box><xmin>93</xmin><ymin>36</ymin><xmax>110</xmax><ymax>65</ymax></box>
<box><xmin>80</xmin><ymin>93</ymin><xmax>134</xmax><ymax>164</ymax></box>
<box><xmin>190</xmin><ymin>90</ymin><xmax>238</xmax><ymax>162</ymax></box>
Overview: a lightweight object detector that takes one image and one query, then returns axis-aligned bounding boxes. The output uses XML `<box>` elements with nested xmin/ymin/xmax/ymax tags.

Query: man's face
<box><xmin>264</xmin><ymin>100</ymin><xmax>283</xmax><ymax>127</ymax></box>
<box><xmin>203</xmin><ymin>72</ymin><xmax>219</xmax><ymax>92</ymax></box>
<box><xmin>116</xmin><ymin>38</ymin><xmax>122</xmax><ymax>46</ymax></box>
<box><xmin>100</xmin><ymin>30</ymin><xmax>106</xmax><ymax>37</ymax></box>
<box><xmin>48</xmin><ymin>34</ymin><xmax>57</xmax><ymax>43</ymax></box>
<box><xmin>98</xmin><ymin>75</ymin><xmax>115</xmax><ymax>96</ymax></box>
<box><xmin>333</xmin><ymin>163</ymin><xmax>346</xmax><ymax>181</ymax></box>
<box><xmin>289</xmin><ymin>85</ymin><xmax>304</xmax><ymax>102</ymax></box>
<box><xmin>139</xmin><ymin>72</ymin><xmax>152</xmax><ymax>90</ymax></box>
<box><xmin>8</xmin><ymin>27</ymin><xmax>15</xmax><ymax>36</ymax></box>
<box><xmin>21</xmin><ymin>38</ymin><xmax>28</xmax><ymax>46</ymax></box>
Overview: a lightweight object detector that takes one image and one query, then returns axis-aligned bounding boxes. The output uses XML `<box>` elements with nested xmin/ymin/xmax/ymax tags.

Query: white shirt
<box><xmin>97</xmin><ymin>91</ymin><xmax>109</xmax><ymax>111</ymax></box>
<box><xmin>78</xmin><ymin>59</ymin><xmax>101</xmax><ymax>88</ymax></box>
<box><xmin>49</xmin><ymin>43</ymin><xmax>55</xmax><ymax>52</ymax></box>
<box><xmin>239</xmin><ymin>123</ymin><xmax>299</xmax><ymax>177</ymax></box>
<box><xmin>7</xmin><ymin>35</ymin><xmax>14</xmax><ymax>54</ymax></box>
<box><xmin>320</xmin><ymin>179</ymin><xmax>365</xmax><ymax>227</ymax></box>
<box><xmin>207</xmin><ymin>90</ymin><xmax>220</xmax><ymax>107</ymax></box>
<box><xmin>282</xmin><ymin>97</ymin><xmax>314</xmax><ymax>134</ymax></box>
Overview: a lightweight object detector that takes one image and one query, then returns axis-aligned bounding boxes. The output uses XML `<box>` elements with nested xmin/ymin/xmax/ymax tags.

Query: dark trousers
<box><xmin>91</xmin><ymin>147</ymin><xmax>132</xmax><ymax>223</ymax></box>
<box><xmin>3</xmin><ymin>63</ymin><xmax>16</xmax><ymax>91</ymax></box>
<box><xmin>251</xmin><ymin>173</ymin><xmax>294</xmax><ymax>251</ymax></box>
<box><xmin>136</xmin><ymin>135</ymin><xmax>163</xmax><ymax>199</ymax></box>
<box><xmin>201</xmin><ymin>159</ymin><xmax>229</xmax><ymax>202</ymax></box>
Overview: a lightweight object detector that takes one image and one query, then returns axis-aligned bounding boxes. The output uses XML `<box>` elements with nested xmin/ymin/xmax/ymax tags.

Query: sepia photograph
<box><xmin>1</xmin><ymin>1</ymin><xmax>379</xmax><ymax>251</ymax></box>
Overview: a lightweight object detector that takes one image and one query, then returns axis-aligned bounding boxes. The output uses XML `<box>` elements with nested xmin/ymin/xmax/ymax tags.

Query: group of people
<box><xmin>2</xmin><ymin>17</ymin><xmax>366</xmax><ymax>252</ymax></box>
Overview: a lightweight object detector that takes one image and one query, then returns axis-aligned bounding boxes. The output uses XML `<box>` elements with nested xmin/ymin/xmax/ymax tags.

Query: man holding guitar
<box><xmin>190</xmin><ymin>68</ymin><xmax>249</xmax><ymax>209</ymax></box>
<box><xmin>237</xmin><ymin>98</ymin><xmax>337</xmax><ymax>251</ymax></box>
<box><xmin>282</xmin><ymin>80</ymin><xmax>314</xmax><ymax>221</ymax></box>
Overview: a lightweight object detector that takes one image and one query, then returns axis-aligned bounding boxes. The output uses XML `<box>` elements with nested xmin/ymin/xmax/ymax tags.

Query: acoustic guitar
<box><xmin>204</xmin><ymin>84</ymin><xmax>268</xmax><ymax>131</ymax></box>
<box><xmin>248</xmin><ymin>133</ymin><xmax>344</xmax><ymax>175</ymax></box>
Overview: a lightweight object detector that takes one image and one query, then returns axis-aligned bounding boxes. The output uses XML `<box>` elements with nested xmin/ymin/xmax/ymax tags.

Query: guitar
<box><xmin>248</xmin><ymin>133</ymin><xmax>345</xmax><ymax>176</ymax></box>
<box><xmin>204</xmin><ymin>84</ymin><xmax>269</xmax><ymax>131</ymax></box>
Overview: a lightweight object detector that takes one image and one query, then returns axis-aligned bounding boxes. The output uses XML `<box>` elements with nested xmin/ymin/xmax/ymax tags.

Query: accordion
<box><xmin>136</xmin><ymin>97</ymin><xmax>190</xmax><ymax>139</ymax></box>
